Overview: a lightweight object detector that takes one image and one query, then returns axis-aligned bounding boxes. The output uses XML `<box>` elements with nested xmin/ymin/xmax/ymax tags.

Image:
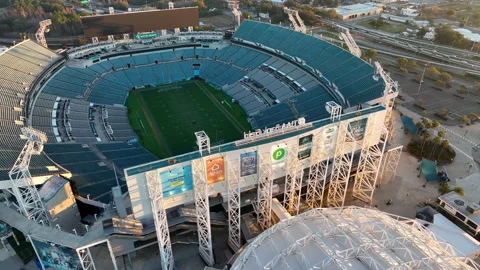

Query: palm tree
<box><xmin>429</xmin><ymin>136</ymin><xmax>442</xmax><ymax>159</ymax></box>
<box><xmin>420</xmin><ymin>132</ymin><xmax>431</xmax><ymax>158</ymax></box>
<box><xmin>437</xmin><ymin>130</ymin><xmax>445</xmax><ymax>138</ymax></box>
<box><xmin>437</xmin><ymin>139</ymin><xmax>449</xmax><ymax>160</ymax></box>
<box><xmin>431</xmin><ymin>120</ymin><xmax>440</xmax><ymax>128</ymax></box>
<box><xmin>422</xmin><ymin>118</ymin><xmax>432</xmax><ymax>129</ymax></box>
<box><xmin>415</xmin><ymin>122</ymin><xmax>424</xmax><ymax>134</ymax></box>
<box><xmin>453</xmin><ymin>186</ymin><xmax>465</xmax><ymax>196</ymax></box>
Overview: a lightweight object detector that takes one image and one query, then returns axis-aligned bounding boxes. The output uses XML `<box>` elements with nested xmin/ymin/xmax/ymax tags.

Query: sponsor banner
<box><xmin>323</xmin><ymin>125</ymin><xmax>338</xmax><ymax>149</ymax></box>
<box><xmin>349</xmin><ymin>118</ymin><xmax>368</xmax><ymax>142</ymax></box>
<box><xmin>206</xmin><ymin>157</ymin><xmax>225</xmax><ymax>184</ymax></box>
<box><xmin>30</xmin><ymin>238</ymin><xmax>81</xmax><ymax>270</ymax></box>
<box><xmin>0</xmin><ymin>221</ymin><xmax>11</xmax><ymax>237</ymax></box>
<box><xmin>240</xmin><ymin>152</ymin><xmax>257</xmax><ymax>177</ymax></box>
<box><xmin>271</xmin><ymin>143</ymin><xmax>287</xmax><ymax>167</ymax></box>
<box><xmin>298</xmin><ymin>134</ymin><xmax>313</xmax><ymax>160</ymax></box>
<box><xmin>160</xmin><ymin>165</ymin><xmax>193</xmax><ymax>198</ymax></box>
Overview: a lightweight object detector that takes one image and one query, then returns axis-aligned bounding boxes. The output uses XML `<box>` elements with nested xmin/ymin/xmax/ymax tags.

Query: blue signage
<box><xmin>160</xmin><ymin>165</ymin><xmax>193</xmax><ymax>198</ymax></box>
<box><xmin>240</xmin><ymin>151</ymin><xmax>257</xmax><ymax>177</ymax></box>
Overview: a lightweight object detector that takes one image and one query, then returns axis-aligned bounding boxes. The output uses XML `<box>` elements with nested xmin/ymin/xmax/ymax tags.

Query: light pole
<box><xmin>418</xmin><ymin>63</ymin><xmax>428</xmax><ymax>93</ymax></box>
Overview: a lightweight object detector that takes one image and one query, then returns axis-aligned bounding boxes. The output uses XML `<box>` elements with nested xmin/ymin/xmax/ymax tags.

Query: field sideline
<box><xmin>126</xmin><ymin>80</ymin><xmax>251</xmax><ymax>159</ymax></box>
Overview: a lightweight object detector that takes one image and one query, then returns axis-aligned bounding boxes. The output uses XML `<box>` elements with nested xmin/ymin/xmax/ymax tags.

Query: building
<box><xmin>401</xmin><ymin>8</ymin><xmax>419</xmax><ymax>17</ymax></box>
<box><xmin>438</xmin><ymin>191</ymin><xmax>480</xmax><ymax>235</ymax></box>
<box><xmin>336</xmin><ymin>3</ymin><xmax>384</xmax><ymax>20</ymax></box>
<box><xmin>231</xmin><ymin>207</ymin><xmax>479</xmax><ymax>269</ymax></box>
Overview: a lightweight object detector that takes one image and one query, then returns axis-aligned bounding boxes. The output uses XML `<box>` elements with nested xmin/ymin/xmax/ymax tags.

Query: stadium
<box><xmin>0</xmin><ymin>10</ymin><xmax>475</xmax><ymax>269</ymax></box>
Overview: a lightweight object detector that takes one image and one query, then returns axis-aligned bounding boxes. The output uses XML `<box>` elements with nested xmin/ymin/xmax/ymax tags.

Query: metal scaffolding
<box><xmin>35</xmin><ymin>19</ymin><xmax>51</xmax><ymax>48</ymax></box>
<box><xmin>192</xmin><ymin>158</ymin><xmax>214</xmax><ymax>266</ymax></box>
<box><xmin>146</xmin><ymin>171</ymin><xmax>174</xmax><ymax>270</ymax></box>
<box><xmin>256</xmin><ymin>152</ymin><xmax>273</xmax><ymax>230</ymax></box>
<box><xmin>380</xmin><ymin>145</ymin><xmax>403</xmax><ymax>184</ymax></box>
<box><xmin>327</xmin><ymin>122</ymin><xmax>356</xmax><ymax>207</ymax></box>
<box><xmin>77</xmin><ymin>239</ymin><xmax>118</xmax><ymax>270</ymax></box>
<box><xmin>306</xmin><ymin>133</ymin><xmax>330</xmax><ymax>209</ymax></box>
<box><xmin>8</xmin><ymin>127</ymin><xmax>50</xmax><ymax>227</ymax></box>
<box><xmin>284</xmin><ymin>7</ymin><xmax>306</xmax><ymax>33</ymax></box>
<box><xmin>283</xmin><ymin>144</ymin><xmax>303</xmax><ymax>215</ymax></box>
<box><xmin>336</xmin><ymin>25</ymin><xmax>361</xmax><ymax>58</ymax></box>
<box><xmin>227</xmin><ymin>159</ymin><xmax>241</xmax><ymax>251</ymax></box>
<box><xmin>77</xmin><ymin>247</ymin><xmax>95</xmax><ymax>270</ymax></box>
<box><xmin>375</xmin><ymin>61</ymin><xmax>398</xmax><ymax>143</ymax></box>
<box><xmin>195</xmin><ymin>131</ymin><xmax>211</xmax><ymax>156</ymax></box>
<box><xmin>353</xmin><ymin>114</ymin><xmax>388</xmax><ymax>204</ymax></box>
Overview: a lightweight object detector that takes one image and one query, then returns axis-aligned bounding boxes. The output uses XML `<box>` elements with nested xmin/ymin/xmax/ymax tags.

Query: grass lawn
<box><xmin>126</xmin><ymin>80</ymin><xmax>251</xmax><ymax>159</ymax></box>
<box><xmin>359</xmin><ymin>20</ymin><xmax>408</xmax><ymax>34</ymax></box>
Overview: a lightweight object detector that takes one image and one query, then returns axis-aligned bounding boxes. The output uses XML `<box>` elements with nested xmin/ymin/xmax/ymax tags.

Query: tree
<box><xmin>398</xmin><ymin>57</ymin><xmax>417</xmax><ymax>73</ymax></box>
<box><xmin>112</xmin><ymin>1</ymin><xmax>129</xmax><ymax>11</ymax></box>
<box><xmin>439</xmin><ymin>72</ymin><xmax>452</xmax><ymax>85</ymax></box>
<box><xmin>415</xmin><ymin>121</ymin><xmax>424</xmax><ymax>131</ymax></box>
<box><xmin>431</xmin><ymin>120</ymin><xmax>440</xmax><ymax>129</ymax></box>
<box><xmin>242</xmin><ymin>11</ymin><xmax>253</xmax><ymax>19</ymax></box>
<box><xmin>435</xmin><ymin>25</ymin><xmax>469</xmax><ymax>49</ymax></box>
<box><xmin>438</xmin><ymin>139</ymin><xmax>449</xmax><ymax>160</ymax></box>
<box><xmin>470</xmin><ymin>112</ymin><xmax>479</xmax><ymax>121</ymax></box>
<box><xmin>453</xmin><ymin>186</ymin><xmax>465</xmax><ymax>196</ymax></box>
<box><xmin>460</xmin><ymin>115</ymin><xmax>471</xmax><ymax>125</ymax></box>
<box><xmin>438</xmin><ymin>183</ymin><xmax>450</xmax><ymax>195</ymax></box>
<box><xmin>421</xmin><ymin>131</ymin><xmax>431</xmax><ymax>156</ymax></box>
<box><xmin>239</xmin><ymin>0</ymin><xmax>253</xmax><ymax>7</ymax></box>
<box><xmin>425</xmin><ymin>66</ymin><xmax>440</xmax><ymax>79</ymax></box>
<box><xmin>437</xmin><ymin>130</ymin><xmax>445</xmax><ymax>138</ymax></box>
<box><xmin>422</xmin><ymin>118</ymin><xmax>432</xmax><ymax>129</ymax></box>
<box><xmin>416</xmin><ymin>27</ymin><xmax>428</xmax><ymax>38</ymax></box>
<box><xmin>446</xmin><ymin>9</ymin><xmax>456</xmax><ymax>18</ymax></box>
<box><xmin>429</xmin><ymin>135</ymin><xmax>442</xmax><ymax>159</ymax></box>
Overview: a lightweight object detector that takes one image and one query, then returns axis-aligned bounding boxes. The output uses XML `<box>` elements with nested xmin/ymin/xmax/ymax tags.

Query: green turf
<box><xmin>126</xmin><ymin>80</ymin><xmax>251</xmax><ymax>159</ymax></box>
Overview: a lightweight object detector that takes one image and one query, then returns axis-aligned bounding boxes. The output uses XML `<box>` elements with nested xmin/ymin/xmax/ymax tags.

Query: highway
<box><xmin>318</xmin><ymin>18</ymin><xmax>480</xmax><ymax>72</ymax></box>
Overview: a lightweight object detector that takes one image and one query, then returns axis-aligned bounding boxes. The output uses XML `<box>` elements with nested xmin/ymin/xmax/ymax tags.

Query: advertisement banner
<box><xmin>30</xmin><ymin>238</ymin><xmax>81</xmax><ymax>270</ymax></box>
<box><xmin>323</xmin><ymin>125</ymin><xmax>338</xmax><ymax>150</ymax></box>
<box><xmin>206</xmin><ymin>157</ymin><xmax>225</xmax><ymax>184</ymax></box>
<box><xmin>271</xmin><ymin>143</ymin><xmax>287</xmax><ymax>167</ymax></box>
<box><xmin>160</xmin><ymin>165</ymin><xmax>193</xmax><ymax>198</ymax></box>
<box><xmin>349</xmin><ymin>118</ymin><xmax>368</xmax><ymax>142</ymax></box>
<box><xmin>240</xmin><ymin>152</ymin><xmax>257</xmax><ymax>177</ymax></box>
<box><xmin>298</xmin><ymin>134</ymin><xmax>313</xmax><ymax>160</ymax></box>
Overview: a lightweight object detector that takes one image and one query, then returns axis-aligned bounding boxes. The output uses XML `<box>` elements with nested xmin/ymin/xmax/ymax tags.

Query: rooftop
<box><xmin>439</xmin><ymin>191</ymin><xmax>480</xmax><ymax>224</ymax></box>
<box><xmin>336</xmin><ymin>3</ymin><xmax>382</xmax><ymax>16</ymax></box>
<box><xmin>231</xmin><ymin>207</ymin><xmax>479</xmax><ymax>270</ymax></box>
<box><xmin>38</xmin><ymin>175</ymin><xmax>68</xmax><ymax>202</ymax></box>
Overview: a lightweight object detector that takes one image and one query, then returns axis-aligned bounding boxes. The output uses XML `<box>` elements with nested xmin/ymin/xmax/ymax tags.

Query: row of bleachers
<box><xmin>223</xmin><ymin>83</ymin><xmax>267</xmax><ymax>115</ymax></box>
<box><xmin>233</xmin><ymin>20</ymin><xmax>385</xmax><ymax>104</ymax></box>
<box><xmin>252</xmin><ymin>103</ymin><xmax>296</xmax><ymax>128</ymax></box>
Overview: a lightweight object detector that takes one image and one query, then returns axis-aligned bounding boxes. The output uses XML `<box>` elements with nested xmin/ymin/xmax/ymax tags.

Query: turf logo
<box><xmin>271</xmin><ymin>144</ymin><xmax>287</xmax><ymax>166</ymax></box>
<box><xmin>272</xmin><ymin>148</ymin><xmax>286</xmax><ymax>161</ymax></box>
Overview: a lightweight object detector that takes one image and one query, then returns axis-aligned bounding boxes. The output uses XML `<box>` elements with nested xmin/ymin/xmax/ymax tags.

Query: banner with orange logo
<box><xmin>206</xmin><ymin>157</ymin><xmax>225</xmax><ymax>184</ymax></box>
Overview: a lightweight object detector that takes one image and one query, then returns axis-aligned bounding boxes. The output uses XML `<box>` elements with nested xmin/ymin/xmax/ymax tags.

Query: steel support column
<box><xmin>256</xmin><ymin>152</ymin><xmax>272</xmax><ymax>230</ymax></box>
<box><xmin>146</xmin><ymin>171</ymin><xmax>174</xmax><ymax>270</ymax></box>
<box><xmin>192</xmin><ymin>159</ymin><xmax>214</xmax><ymax>266</ymax></box>
<box><xmin>77</xmin><ymin>247</ymin><xmax>95</xmax><ymax>270</ymax></box>
<box><xmin>227</xmin><ymin>159</ymin><xmax>241</xmax><ymax>251</ymax></box>
<box><xmin>353</xmin><ymin>114</ymin><xmax>388</xmax><ymax>204</ymax></box>
<box><xmin>380</xmin><ymin>146</ymin><xmax>403</xmax><ymax>184</ymax></box>
<box><xmin>306</xmin><ymin>133</ymin><xmax>330</xmax><ymax>209</ymax></box>
<box><xmin>327</xmin><ymin>122</ymin><xmax>356</xmax><ymax>207</ymax></box>
<box><xmin>283</xmin><ymin>144</ymin><xmax>302</xmax><ymax>215</ymax></box>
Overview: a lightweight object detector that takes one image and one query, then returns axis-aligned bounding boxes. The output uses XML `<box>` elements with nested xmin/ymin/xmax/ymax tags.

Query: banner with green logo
<box><xmin>271</xmin><ymin>143</ymin><xmax>287</xmax><ymax>167</ymax></box>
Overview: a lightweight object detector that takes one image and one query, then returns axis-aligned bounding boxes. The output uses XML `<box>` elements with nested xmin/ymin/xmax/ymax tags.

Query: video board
<box><xmin>81</xmin><ymin>8</ymin><xmax>199</xmax><ymax>38</ymax></box>
<box><xmin>30</xmin><ymin>238</ymin><xmax>81</xmax><ymax>270</ymax></box>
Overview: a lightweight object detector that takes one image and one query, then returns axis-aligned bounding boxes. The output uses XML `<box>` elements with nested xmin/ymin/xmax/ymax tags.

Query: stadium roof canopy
<box><xmin>231</xmin><ymin>207</ymin><xmax>479</xmax><ymax>270</ymax></box>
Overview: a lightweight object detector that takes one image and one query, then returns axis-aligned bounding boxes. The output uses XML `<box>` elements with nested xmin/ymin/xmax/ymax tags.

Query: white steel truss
<box><xmin>192</xmin><ymin>159</ymin><xmax>214</xmax><ymax>266</ymax></box>
<box><xmin>35</xmin><ymin>19</ymin><xmax>51</xmax><ymax>48</ymax></box>
<box><xmin>284</xmin><ymin>7</ymin><xmax>306</xmax><ymax>33</ymax></box>
<box><xmin>283</xmin><ymin>144</ymin><xmax>303</xmax><ymax>215</ymax></box>
<box><xmin>8</xmin><ymin>127</ymin><xmax>50</xmax><ymax>227</ymax></box>
<box><xmin>327</xmin><ymin>122</ymin><xmax>356</xmax><ymax>207</ymax></box>
<box><xmin>227</xmin><ymin>159</ymin><xmax>241</xmax><ymax>250</ymax></box>
<box><xmin>353</xmin><ymin>114</ymin><xmax>388</xmax><ymax>204</ymax></box>
<box><xmin>77</xmin><ymin>247</ymin><xmax>95</xmax><ymax>270</ymax></box>
<box><xmin>231</xmin><ymin>207</ymin><xmax>480</xmax><ymax>270</ymax></box>
<box><xmin>146</xmin><ymin>171</ymin><xmax>174</xmax><ymax>270</ymax></box>
<box><xmin>336</xmin><ymin>25</ymin><xmax>361</xmax><ymax>58</ymax></box>
<box><xmin>76</xmin><ymin>239</ymin><xmax>118</xmax><ymax>270</ymax></box>
<box><xmin>375</xmin><ymin>61</ymin><xmax>398</xmax><ymax>143</ymax></box>
<box><xmin>256</xmin><ymin>152</ymin><xmax>273</xmax><ymax>230</ymax></box>
<box><xmin>306</xmin><ymin>133</ymin><xmax>330</xmax><ymax>209</ymax></box>
<box><xmin>195</xmin><ymin>131</ymin><xmax>211</xmax><ymax>156</ymax></box>
<box><xmin>380</xmin><ymin>145</ymin><xmax>403</xmax><ymax>185</ymax></box>
<box><xmin>326</xmin><ymin>101</ymin><xmax>342</xmax><ymax>122</ymax></box>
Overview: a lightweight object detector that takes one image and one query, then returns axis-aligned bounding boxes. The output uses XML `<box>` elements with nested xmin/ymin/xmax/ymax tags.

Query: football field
<box><xmin>126</xmin><ymin>80</ymin><xmax>251</xmax><ymax>159</ymax></box>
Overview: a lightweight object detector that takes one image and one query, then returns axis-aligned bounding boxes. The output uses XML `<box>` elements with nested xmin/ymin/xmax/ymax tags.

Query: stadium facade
<box><xmin>0</xmin><ymin>19</ymin><xmax>456</xmax><ymax>270</ymax></box>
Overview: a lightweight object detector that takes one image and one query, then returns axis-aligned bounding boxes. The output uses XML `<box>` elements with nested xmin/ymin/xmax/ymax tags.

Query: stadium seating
<box><xmin>233</xmin><ymin>20</ymin><xmax>385</xmax><ymax>104</ymax></box>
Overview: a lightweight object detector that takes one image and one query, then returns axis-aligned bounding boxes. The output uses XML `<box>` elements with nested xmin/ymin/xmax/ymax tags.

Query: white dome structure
<box><xmin>231</xmin><ymin>207</ymin><xmax>479</xmax><ymax>270</ymax></box>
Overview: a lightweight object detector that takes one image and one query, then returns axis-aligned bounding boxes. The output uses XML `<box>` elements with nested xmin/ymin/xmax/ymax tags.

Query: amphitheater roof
<box><xmin>231</xmin><ymin>207</ymin><xmax>479</xmax><ymax>270</ymax></box>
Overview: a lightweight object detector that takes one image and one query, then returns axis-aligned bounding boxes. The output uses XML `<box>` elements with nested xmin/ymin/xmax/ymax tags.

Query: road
<box><xmin>318</xmin><ymin>18</ymin><xmax>480</xmax><ymax>73</ymax></box>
